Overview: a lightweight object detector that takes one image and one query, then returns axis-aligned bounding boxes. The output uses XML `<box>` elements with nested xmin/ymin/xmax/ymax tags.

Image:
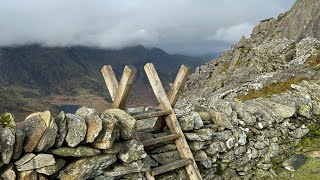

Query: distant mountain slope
<box><xmin>0</xmin><ymin>45</ymin><xmax>205</xmax><ymax>120</ymax></box>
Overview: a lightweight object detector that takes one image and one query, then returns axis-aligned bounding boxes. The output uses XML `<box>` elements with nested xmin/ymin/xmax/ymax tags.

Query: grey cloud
<box><xmin>0</xmin><ymin>0</ymin><xmax>295</xmax><ymax>55</ymax></box>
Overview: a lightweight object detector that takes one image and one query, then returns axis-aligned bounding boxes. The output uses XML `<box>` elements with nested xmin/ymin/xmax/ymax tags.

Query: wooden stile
<box><xmin>112</xmin><ymin>65</ymin><xmax>136</xmax><ymax>109</ymax></box>
<box><xmin>144</xmin><ymin>63</ymin><xmax>202</xmax><ymax>180</ymax></box>
<box><xmin>101</xmin><ymin>63</ymin><xmax>202</xmax><ymax>180</ymax></box>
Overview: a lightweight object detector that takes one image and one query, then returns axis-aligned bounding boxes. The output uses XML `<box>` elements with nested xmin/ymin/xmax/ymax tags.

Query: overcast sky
<box><xmin>0</xmin><ymin>0</ymin><xmax>295</xmax><ymax>55</ymax></box>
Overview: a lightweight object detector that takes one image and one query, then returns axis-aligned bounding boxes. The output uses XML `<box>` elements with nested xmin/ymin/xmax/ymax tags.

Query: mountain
<box><xmin>174</xmin><ymin>0</ymin><xmax>320</xmax><ymax>179</ymax></box>
<box><xmin>0</xmin><ymin>45</ymin><xmax>205</xmax><ymax>121</ymax></box>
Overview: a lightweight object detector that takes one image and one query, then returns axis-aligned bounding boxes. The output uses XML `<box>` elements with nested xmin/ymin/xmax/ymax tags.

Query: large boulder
<box><xmin>17</xmin><ymin>114</ymin><xmax>47</xmax><ymax>152</ymax></box>
<box><xmin>92</xmin><ymin>114</ymin><xmax>119</xmax><ymax>149</ymax></box>
<box><xmin>102</xmin><ymin>109</ymin><xmax>136</xmax><ymax>139</ymax></box>
<box><xmin>54</xmin><ymin>111</ymin><xmax>67</xmax><ymax>148</ymax></box>
<box><xmin>118</xmin><ymin>140</ymin><xmax>147</xmax><ymax>163</ymax></box>
<box><xmin>58</xmin><ymin>154</ymin><xmax>117</xmax><ymax>180</ymax></box>
<box><xmin>25</xmin><ymin>111</ymin><xmax>58</xmax><ymax>152</ymax></box>
<box><xmin>75</xmin><ymin>107</ymin><xmax>102</xmax><ymax>143</ymax></box>
<box><xmin>65</xmin><ymin>114</ymin><xmax>87</xmax><ymax>147</ymax></box>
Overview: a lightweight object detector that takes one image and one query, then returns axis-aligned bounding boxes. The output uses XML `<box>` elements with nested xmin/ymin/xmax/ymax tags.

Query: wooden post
<box><xmin>112</xmin><ymin>65</ymin><xmax>137</xmax><ymax>109</ymax></box>
<box><xmin>153</xmin><ymin>64</ymin><xmax>191</xmax><ymax>131</ymax></box>
<box><xmin>101</xmin><ymin>65</ymin><xmax>119</xmax><ymax>101</ymax></box>
<box><xmin>144</xmin><ymin>63</ymin><xmax>202</xmax><ymax>180</ymax></box>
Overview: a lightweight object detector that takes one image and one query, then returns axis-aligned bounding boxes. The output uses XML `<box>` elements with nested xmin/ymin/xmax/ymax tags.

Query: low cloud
<box><xmin>0</xmin><ymin>0</ymin><xmax>295</xmax><ymax>55</ymax></box>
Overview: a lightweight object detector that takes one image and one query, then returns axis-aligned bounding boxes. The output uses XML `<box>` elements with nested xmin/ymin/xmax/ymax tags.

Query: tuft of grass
<box><xmin>306</xmin><ymin>54</ymin><xmax>320</xmax><ymax>68</ymax></box>
<box><xmin>219</xmin><ymin>63</ymin><xmax>229</xmax><ymax>73</ymax></box>
<box><xmin>0</xmin><ymin>113</ymin><xmax>15</xmax><ymax>128</ymax></box>
<box><xmin>235</xmin><ymin>76</ymin><xmax>309</xmax><ymax>101</ymax></box>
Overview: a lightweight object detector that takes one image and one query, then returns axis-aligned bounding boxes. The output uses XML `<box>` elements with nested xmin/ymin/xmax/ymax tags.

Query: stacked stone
<box><xmin>0</xmin><ymin>107</ymin><xmax>149</xmax><ymax>180</ymax></box>
<box><xmin>171</xmin><ymin>80</ymin><xmax>320</xmax><ymax>179</ymax></box>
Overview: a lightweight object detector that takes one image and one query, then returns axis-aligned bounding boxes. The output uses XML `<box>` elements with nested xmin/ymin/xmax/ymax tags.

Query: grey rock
<box><xmin>103</xmin><ymin>109</ymin><xmax>136</xmax><ymax>139</ymax></box>
<box><xmin>214</xmin><ymin>130</ymin><xmax>232</xmax><ymax>141</ymax></box>
<box><xmin>269</xmin><ymin>143</ymin><xmax>280</xmax><ymax>157</ymax></box>
<box><xmin>16</xmin><ymin>154</ymin><xmax>55</xmax><ymax>171</ymax></box>
<box><xmin>184</xmin><ymin>128</ymin><xmax>212</xmax><ymax>141</ymax></box>
<box><xmin>54</xmin><ymin>111</ymin><xmax>67</xmax><ymax>148</ymax></box>
<box><xmin>298</xmin><ymin>104</ymin><xmax>312</xmax><ymax>118</ymax></box>
<box><xmin>65</xmin><ymin>113</ymin><xmax>87</xmax><ymax>147</ymax></box>
<box><xmin>38</xmin><ymin>174</ymin><xmax>48</xmax><ymax>180</ymax></box>
<box><xmin>92</xmin><ymin>114</ymin><xmax>119</xmax><ymax>149</ymax></box>
<box><xmin>294</xmin><ymin>125</ymin><xmax>309</xmax><ymax>138</ymax></box>
<box><xmin>94</xmin><ymin>175</ymin><xmax>114</xmax><ymax>180</ymax></box>
<box><xmin>205</xmin><ymin>142</ymin><xmax>219</xmax><ymax>156</ymax></box>
<box><xmin>209</xmin><ymin>111</ymin><xmax>233</xmax><ymax>130</ymax></box>
<box><xmin>102</xmin><ymin>142</ymin><xmax>124</xmax><ymax>155</ymax></box>
<box><xmin>150</xmin><ymin>144</ymin><xmax>177</xmax><ymax>154</ymax></box>
<box><xmin>223</xmin><ymin>169</ymin><xmax>241</xmax><ymax>180</ymax></box>
<box><xmin>58</xmin><ymin>154</ymin><xmax>117</xmax><ymax>180</ymax></box>
<box><xmin>76</xmin><ymin>107</ymin><xmax>102</xmax><ymax>143</ymax></box>
<box><xmin>0</xmin><ymin>164</ymin><xmax>16</xmax><ymax>180</ymax></box>
<box><xmin>12</xmin><ymin>128</ymin><xmax>25</xmax><ymax>160</ymax></box>
<box><xmin>50</xmin><ymin>146</ymin><xmax>101</xmax><ymax>157</ymax></box>
<box><xmin>14</xmin><ymin>153</ymin><xmax>36</xmax><ymax>166</ymax></box>
<box><xmin>151</xmin><ymin>151</ymin><xmax>180</xmax><ymax>164</ymax></box>
<box><xmin>32</xmin><ymin>111</ymin><xmax>58</xmax><ymax>152</ymax></box>
<box><xmin>238</xmin><ymin>131</ymin><xmax>247</xmax><ymax>145</ymax></box>
<box><xmin>198</xmin><ymin>112</ymin><xmax>210</xmax><ymax>121</ymax></box>
<box><xmin>143</xmin><ymin>155</ymin><xmax>158</xmax><ymax>167</ymax></box>
<box><xmin>16</xmin><ymin>114</ymin><xmax>46</xmax><ymax>152</ymax></box>
<box><xmin>178</xmin><ymin>113</ymin><xmax>195</xmax><ymax>131</ymax></box>
<box><xmin>189</xmin><ymin>141</ymin><xmax>206</xmax><ymax>151</ymax></box>
<box><xmin>0</xmin><ymin>126</ymin><xmax>15</xmax><ymax>164</ymax></box>
<box><xmin>194</xmin><ymin>150</ymin><xmax>208</xmax><ymax>161</ymax></box>
<box><xmin>103</xmin><ymin>160</ymin><xmax>150</xmax><ymax>177</ymax></box>
<box><xmin>118</xmin><ymin>140</ymin><xmax>147</xmax><ymax>163</ymax></box>
<box><xmin>36</xmin><ymin>158</ymin><xmax>66</xmax><ymax>176</ymax></box>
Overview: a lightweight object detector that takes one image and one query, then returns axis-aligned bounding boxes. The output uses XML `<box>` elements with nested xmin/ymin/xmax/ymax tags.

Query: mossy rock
<box><xmin>0</xmin><ymin>113</ymin><xmax>15</xmax><ymax>128</ymax></box>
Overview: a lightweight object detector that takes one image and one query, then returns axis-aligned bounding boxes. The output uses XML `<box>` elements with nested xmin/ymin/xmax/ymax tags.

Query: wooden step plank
<box><xmin>112</xmin><ymin>65</ymin><xmax>137</xmax><ymax>109</ymax></box>
<box><xmin>133</xmin><ymin>110</ymin><xmax>172</xmax><ymax>120</ymax></box>
<box><xmin>150</xmin><ymin>158</ymin><xmax>192</xmax><ymax>176</ymax></box>
<box><xmin>101</xmin><ymin>65</ymin><xmax>119</xmax><ymax>101</ymax></box>
<box><xmin>142</xmin><ymin>133</ymin><xmax>181</xmax><ymax>147</ymax></box>
<box><xmin>144</xmin><ymin>63</ymin><xmax>202</xmax><ymax>180</ymax></box>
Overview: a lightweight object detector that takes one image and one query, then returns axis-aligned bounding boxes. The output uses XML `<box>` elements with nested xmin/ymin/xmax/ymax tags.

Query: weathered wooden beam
<box><xmin>167</xmin><ymin>64</ymin><xmax>191</xmax><ymax>106</ymax></box>
<box><xmin>101</xmin><ymin>65</ymin><xmax>119</xmax><ymax>101</ymax></box>
<box><xmin>150</xmin><ymin>158</ymin><xmax>192</xmax><ymax>176</ymax></box>
<box><xmin>133</xmin><ymin>110</ymin><xmax>172</xmax><ymax>120</ymax></box>
<box><xmin>153</xmin><ymin>64</ymin><xmax>191</xmax><ymax>132</ymax></box>
<box><xmin>144</xmin><ymin>63</ymin><xmax>202</xmax><ymax>180</ymax></box>
<box><xmin>142</xmin><ymin>133</ymin><xmax>180</xmax><ymax>147</ymax></box>
<box><xmin>112</xmin><ymin>65</ymin><xmax>136</xmax><ymax>109</ymax></box>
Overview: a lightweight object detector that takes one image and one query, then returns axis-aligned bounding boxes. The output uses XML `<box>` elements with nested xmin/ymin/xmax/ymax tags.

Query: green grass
<box><xmin>235</xmin><ymin>76</ymin><xmax>309</xmax><ymax>101</ymax></box>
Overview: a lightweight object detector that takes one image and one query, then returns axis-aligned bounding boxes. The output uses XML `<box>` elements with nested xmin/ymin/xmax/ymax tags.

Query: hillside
<box><xmin>174</xmin><ymin>0</ymin><xmax>320</xmax><ymax>179</ymax></box>
<box><xmin>0</xmin><ymin>45</ymin><xmax>204</xmax><ymax>121</ymax></box>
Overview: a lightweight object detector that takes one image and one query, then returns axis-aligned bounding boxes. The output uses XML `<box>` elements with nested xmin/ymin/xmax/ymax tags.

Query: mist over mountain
<box><xmin>0</xmin><ymin>44</ymin><xmax>205</xmax><ymax>120</ymax></box>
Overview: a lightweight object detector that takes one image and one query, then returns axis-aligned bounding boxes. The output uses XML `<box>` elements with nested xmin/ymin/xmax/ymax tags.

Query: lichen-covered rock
<box><xmin>184</xmin><ymin>128</ymin><xmax>212</xmax><ymax>141</ymax></box>
<box><xmin>102</xmin><ymin>109</ymin><xmax>136</xmax><ymax>139</ymax></box>
<box><xmin>15</xmin><ymin>153</ymin><xmax>36</xmax><ymax>166</ymax></box>
<box><xmin>294</xmin><ymin>125</ymin><xmax>309</xmax><ymax>139</ymax></box>
<box><xmin>76</xmin><ymin>107</ymin><xmax>102</xmax><ymax>143</ymax></box>
<box><xmin>12</xmin><ymin>129</ymin><xmax>25</xmax><ymax>160</ymax></box>
<box><xmin>0</xmin><ymin>164</ymin><xmax>16</xmax><ymax>180</ymax></box>
<box><xmin>50</xmin><ymin>146</ymin><xmax>101</xmax><ymax>157</ymax></box>
<box><xmin>16</xmin><ymin>154</ymin><xmax>55</xmax><ymax>171</ymax></box>
<box><xmin>36</xmin><ymin>158</ymin><xmax>66</xmax><ymax>176</ymax></box>
<box><xmin>65</xmin><ymin>114</ymin><xmax>87</xmax><ymax>147</ymax></box>
<box><xmin>58</xmin><ymin>154</ymin><xmax>116</xmax><ymax>180</ymax></box>
<box><xmin>0</xmin><ymin>126</ymin><xmax>15</xmax><ymax>164</ymax></box>
<box><xmin>103</xmin><ymin>160</ymin><xmax>150</xmax><ymax>177</ymax></box>
<box><xmin>92</xmin><ymin>114</ymin><xmax>119</xmax><ymax>149</ymax></box>
<box><xmin>17</xmin><ymin>170</ymin><xmax>38</xmax><ymax>180</ymax></box>
<box><xmin>54</xmin><ymin>111</ymin><xmax>67</xmax><ymax>148</ymax></box>
<box><xmin>29</xmin><ymin>111</ymin><xmax>58</xmax><ymax>152</ymax></box>
<box><xmin>209</xmin><ymin>111</ymin><xmax>233</xmax><ymax>130</ymax></box>
<box><xmin>151</xmin><ymin>151</ymin><xmax>180</xmax><ymax>164</ymax></box>
<box><xmin>118</xmin><ymin>140</ymin><xmax>147</xmax><ymax>163</ymax></box>
<box><xmin>17</xmin><ymin>114</ymin><xmax>47</xmax><ymax>152</ymax></box>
